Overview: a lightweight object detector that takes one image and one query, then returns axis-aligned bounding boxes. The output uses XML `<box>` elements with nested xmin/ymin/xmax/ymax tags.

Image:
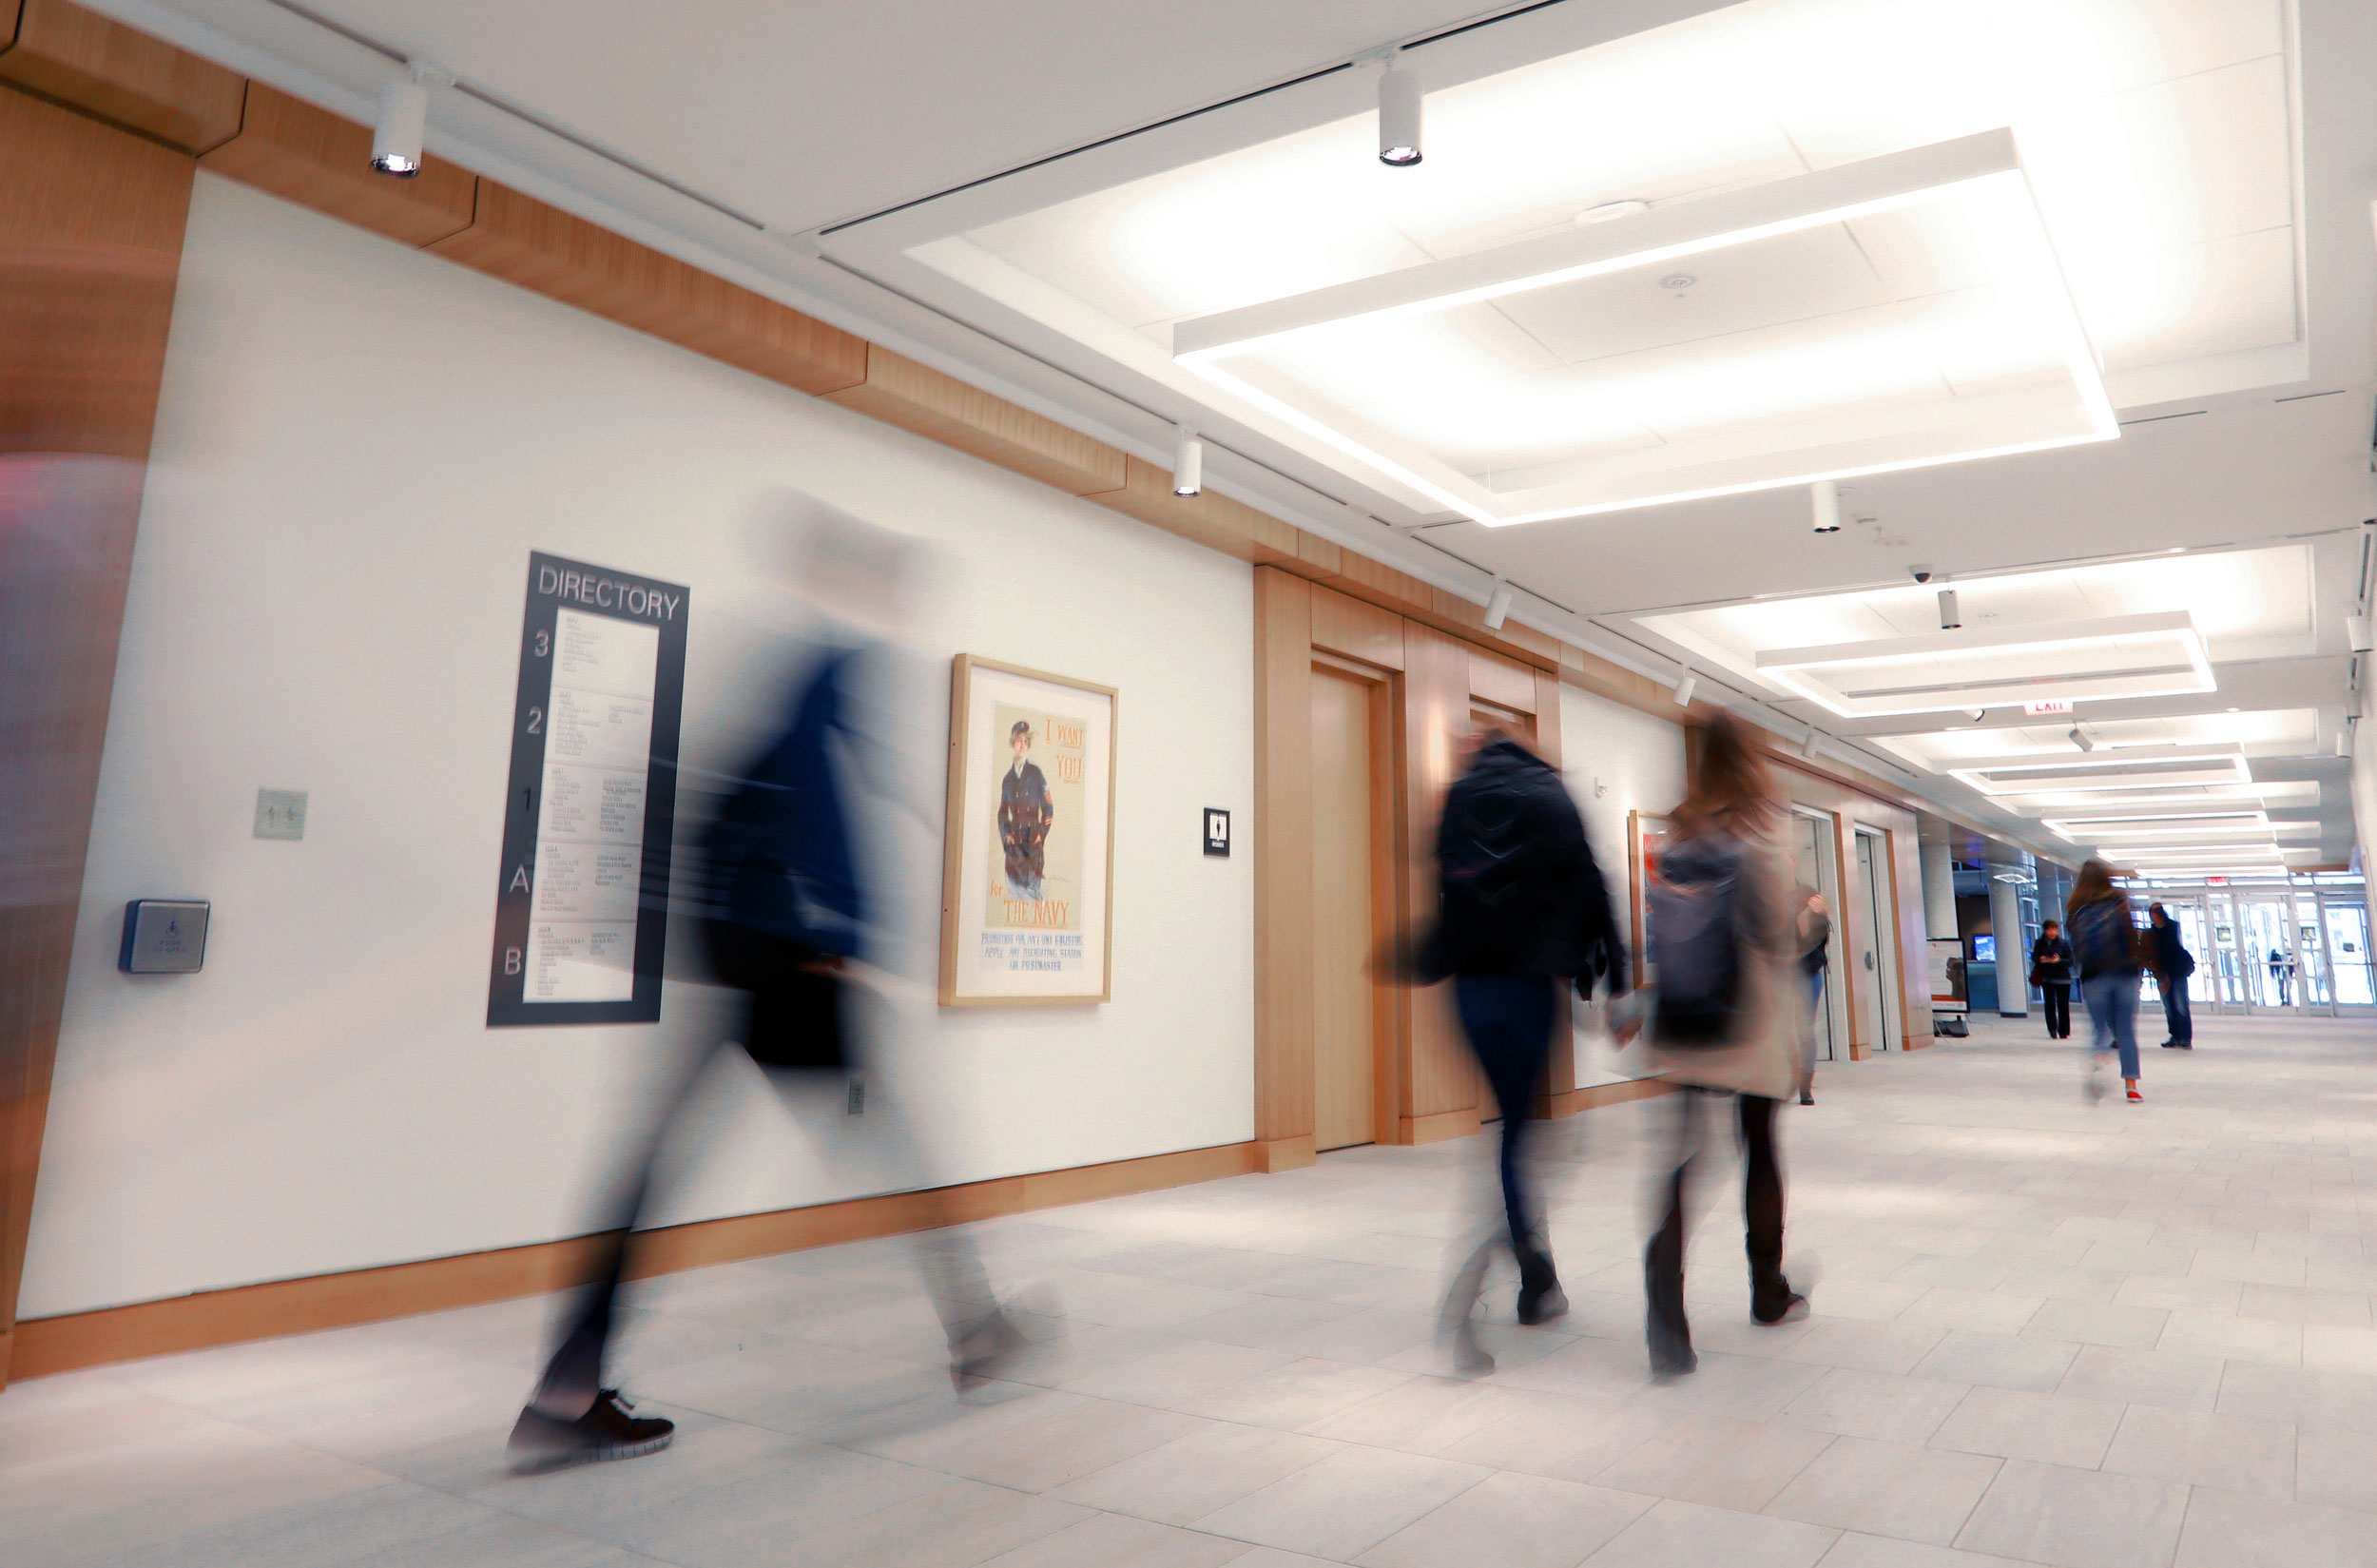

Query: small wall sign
<box><xmin>1204</xmin><ymin>808</ymin><xmax>1231</xmax><ymax>857</ymax></box>
<box><xmin>121</xmin><ymin>900</ymin><xmax>208</xmax><ymax>973</ymax></box>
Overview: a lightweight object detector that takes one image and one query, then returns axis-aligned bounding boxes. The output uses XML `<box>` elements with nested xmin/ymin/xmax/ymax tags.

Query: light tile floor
<box><xmin>12</xmin><ymin>1015</ymin><xmax>2377</xmax><ymax>1568</ymax></box>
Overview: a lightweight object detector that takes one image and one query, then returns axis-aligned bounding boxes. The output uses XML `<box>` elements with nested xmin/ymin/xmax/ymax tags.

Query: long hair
<box><xmin>1675</xmin><ymin>710</ymin><xmax>1773</xmax><ymax>840</ymax></box>
<box><xmin>2068</xmin><ymin>858</ymin><xmax>2122</xmax><ymax>909</ymax></box>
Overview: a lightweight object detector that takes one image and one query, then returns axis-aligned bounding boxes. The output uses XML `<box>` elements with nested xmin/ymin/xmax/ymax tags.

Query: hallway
<box><xmin>14</xmin><ymin>1017</ymin><xmax>2377</xmax><ymax>1568</ymax></box>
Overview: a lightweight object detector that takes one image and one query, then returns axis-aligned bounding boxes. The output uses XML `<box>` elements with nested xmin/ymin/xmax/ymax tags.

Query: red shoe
<box><xmin>2126</xmin><ymin>1088</ymin><xmax>2143</xmax><ymax>1102</ymax></box>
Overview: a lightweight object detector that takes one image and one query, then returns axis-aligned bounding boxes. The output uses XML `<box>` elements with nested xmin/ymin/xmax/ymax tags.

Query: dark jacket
<box><xmin>2069</xmin><ymin>897</ymin><xmax>2142</xmax><ymax>980</ymax></box>
<box><xmin>705</xmin><ymin>646</ymin><xmax>865</xmax><ymax>959</ymax></box>
<box><xmin>2151</xmin><ymin>920</ymin><xmax>2195</xmax><ymax>978</ymax></box>
<box><xmin>1418</xmin><ymin>737</ymin><xmax>1627</xmax><ymax>997</ymax></box>
<box><xmin>2031</xmin><ymin>934</ymin><xmax>2075</xmax><ymax>985</ymax></box>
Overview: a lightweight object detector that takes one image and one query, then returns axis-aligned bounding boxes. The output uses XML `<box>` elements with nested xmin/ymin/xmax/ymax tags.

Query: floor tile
<box><xmin>1434</xmin><ymin>1392</ymin><xmax>1678</xmax><ymax>1483</ymax></box>
<box><xmin>2019</xmin><ymin>1298</ymin><xmax>2170</xmax><ymax>1351</ymax></box>
<box><xmin>1354</xmin><ymin>1471</ymin><xmax>1654</xmax><ymax>1568</ymax></box>
<box><xmin>1192</xmin><ymin>1445</ymin><xmax>1490</xmax><ymax>1561</ymax></box>
<box><xmin>1909</xmin><ymin>1331</ymin><xmax>2078</xmax><ymax>1393</ymax></box>
<box><xmin>2053</xmin><ymin>1345</ymin><xmax>2225</xmax><ymax>1413</ymax></box>
<box><xmin>1049</xmin><ymin>1422</ymin><xmax>1340</xmax><ymax>1525</ymax></box>
<box><xmin>1581</xmin><ymin>1497</ymin><xmax>1838</xmax><ymax>1568</ymax></box>
<box><xmin>2097</xmin><ymin>1403</ymin><xmax>2294</xmax><ymax>1498</ymax></box>
<box><xmin>1774</xmin><ymin>1368</ymin><xmax>1970</xmax><ymax>1444</ymax></box>
<box><xmin>1765</xmin><ymin>1436</ymin><xmax>2000</xmax><ymax>1546</ymax></box>
<box><xmin>973</xmin><ymin>1509</ymin><xmax>1252</xmax><ymax>1568</ymax></box>
<box><xmin>1589</xmin><ymin>1412</ymin><xmax>1835</xmax><ymax>1512</ymax></box>
<box><xmin>1812</xmin><ymin>1536</ymin><xmax>2037</xmax><ymax>1568</ymax></box>
<box><xmin>1953</xmin><ymin>1460</ymin><xmax>2188</xmax><ymax>1568</ymax></box>
<box><xmin>2290</xmin><ymin>1423</ymin><xmax>2377</xmax><ymax>1513</ymax></box>
<box><xmin>1928</xmin><ymin>1385</ymin><xmax>2126</xmax><ymax>1468</ymax></box>
<box><xmin>1299</xmin><ymin>1375</ymin><xmax>1538</xmax><ymax>1454</ymax></box>
<box><xmin>1181</xmin><ymin>1360</ymin><xmax>1414</xmax><ymax>1431</ymax></box>
<box><xmin>2173</xmin><ymin>1485</ymin><xmax>2377</xmax><ymax>1568</ymax></box>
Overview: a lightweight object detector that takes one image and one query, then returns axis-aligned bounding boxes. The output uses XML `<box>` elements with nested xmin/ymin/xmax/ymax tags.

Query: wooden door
<box><xmin>1312</xmin><ymin>669</ymin><xmax>1378</xmax><ymax>1150</ymax></box>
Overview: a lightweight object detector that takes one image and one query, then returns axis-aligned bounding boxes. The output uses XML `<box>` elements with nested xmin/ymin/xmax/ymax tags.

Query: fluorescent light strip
<box><xmin>1171</xmin><ymin>129</ymin><xmax>2116</xmax><ymax>528</ymax></box>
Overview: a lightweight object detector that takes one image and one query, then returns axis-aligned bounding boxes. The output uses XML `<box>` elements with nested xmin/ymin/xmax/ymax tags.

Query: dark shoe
<box><xmin>1753</xmin><ymin>1289</ymin><xmax>1810</xmax><ymax>1326</ymax></box>
<box><xmin>2158</xmin><ymin>1040</ymin><xmax>2179</xmax><ymax>1049</ymax></box>
<box><xmin>2176</xmin><ymin>1042</ymin><xmax>2193</xmax><ymax>1050</ymax></box>
<box><xmin>509</xmin><ymin>1389</ymin><xmax>673</xmax><ymax>1467</ymax></box>
<box><xmin>1517</xmin><ymin>1283</ymin><xmax>1569</xmax><ymax>1326</ymax></box>
<box><xmin>1799</xmin><ymin>1092</ymin><xmax>1814</xmax><ymax>1106</ymax></box>
<box><xmin>1648</xmin><ymin>1320</ymin><xmax>1696</xmax><ymax>1380</ymax></box>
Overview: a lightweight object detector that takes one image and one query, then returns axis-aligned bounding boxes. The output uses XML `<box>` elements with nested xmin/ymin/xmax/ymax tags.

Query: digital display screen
<box><xmin>1972</xmin><ymin>934</ymin><xmax>1998</xmax><ymax>963</ymax></box>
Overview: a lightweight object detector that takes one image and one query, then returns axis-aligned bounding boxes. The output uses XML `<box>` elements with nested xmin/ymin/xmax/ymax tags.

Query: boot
<box><xmin>1515</xmin><ymin>1246</ymin><xmax>1568</xmax><ymax>1326</ymax></box>
<box><xmin>1644</xmin><ymin>1242</ymin><xmax>1695</xmax><ymax>1378</ymax></box>
<box><xmin>1749</xmin><ymin>1240</ymin><xmax>1808</xmax><ymax>1326</ymax></box>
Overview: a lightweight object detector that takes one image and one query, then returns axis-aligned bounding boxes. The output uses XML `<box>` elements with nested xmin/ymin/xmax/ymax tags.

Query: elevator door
<box><xmin>1311</xmin><ymin>669</ymin><xmax>1379</xmax><ymax>1150</ymax></box>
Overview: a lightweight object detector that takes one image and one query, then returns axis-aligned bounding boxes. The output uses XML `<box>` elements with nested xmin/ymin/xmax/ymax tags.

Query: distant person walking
<box><xmin>2150</xmin><ymin>903</ymin><xmax>2194</xmax><ymax>1049</ymax></box>
<box><xmin>2068</xmin><ymin>859</ymin><xmax>2145</xmax><ymax>1103</ymax></box>
<box><xmin>1642</xmin><ymin>712</ymin><xmax>1808</xmax><ymax>1380</ymax></box>
<box><xmin>2269</xmin><ymin>947</ymin><xmax>2294</xmax><ymax>1005</ymax></box>
<box><xmin>2030</xmin><ymin>920</ymin><xmax>2075</xmax><ymax>1040</ymax></box>
<box><xmin>1796</xmin><ymin>890</ymin><xmax>1830</xmax><ymax>1106</ymax></box>
<box><xmin>1420</xmin><ymin>722</ymin><xmax>1629</xmax><ymax>1361</ymax></box>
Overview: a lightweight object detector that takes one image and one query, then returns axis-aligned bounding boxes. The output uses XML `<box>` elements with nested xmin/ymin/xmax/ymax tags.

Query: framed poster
<box><xmin>1927</xmin><ymin>936</ymin><xmax>1968</xmax><ymax>1013</ymax></box>
<box><xmin>939</xmin><ymin>654</ymin><xmax>1116</xmax><ymax>1006</ymax></box>
<box><xmin>488</xmin><ymin>552</ymin><xmax>687</xmax><ymax>1026</ymax></box>
<box><xmin>1628</xmin><ymin>810</ymin><xmax>1673</xmax><ymax>988</ymax></box>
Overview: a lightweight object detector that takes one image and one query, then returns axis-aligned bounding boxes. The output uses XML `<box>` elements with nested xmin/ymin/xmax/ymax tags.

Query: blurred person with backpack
<box><xmin>2149</xmin><ymin>903</ymin><xmax>2194</xmax><ymax>1050</ymax></box>
<box><xmin>1418</xmin><ymin>721</ymin><xmax>1629</xmax><ymax>1359</ymax></box>
<box><xmin>1641</xmin><ymin>712</ymin><xmax>1809</xmax><ymax>1379</ymax></box>
<box><xmin>2068</xmin><ymin>859</ymin><xmax>2146</xmax><ymax>1103</ymax></box>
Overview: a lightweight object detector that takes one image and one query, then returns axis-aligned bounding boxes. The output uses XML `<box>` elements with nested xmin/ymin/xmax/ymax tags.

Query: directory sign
<box><xmin>488</xmin><ymin>552</ymin><xmax>687</xmax><ymax>1025</ymax></box>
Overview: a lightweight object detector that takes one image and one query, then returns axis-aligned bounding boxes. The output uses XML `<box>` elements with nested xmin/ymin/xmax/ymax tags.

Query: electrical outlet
<box><xmin>846</xmin><ymin>1079</ymin><xmax>864</xmax><ymax>1116</ymax></box>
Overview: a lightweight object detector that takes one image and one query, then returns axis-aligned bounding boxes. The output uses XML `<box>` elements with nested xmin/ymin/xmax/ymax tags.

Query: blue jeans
<box><xmin>2081</xmin><ymin>973</ymin><xmax>2141</xmax><ymax>1080</ymax></box>
<box><xmin>2161</xmin><ymin>974</ymin><xmax>2193</xmax><ymax>1044</ymax></box>
<box><xmin>1453</xmin><ymin>974</ymin><xmax>1558</xmax><ymax>1286</ymax></box>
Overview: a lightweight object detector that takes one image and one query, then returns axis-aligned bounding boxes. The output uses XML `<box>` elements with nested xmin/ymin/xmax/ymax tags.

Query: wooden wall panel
<box><xmin>201</xmin><ymin>83</ymin><xmax>473</xmax><ymax>247</ymax></box>
<box><xmin>1309</xmin><ymin>584</ymin><xmax>1403</xmax><ymax>670</ymax></box>
<box><xmin>1532</xmin><ymin>669</ymin><xmax>1578</xmax><ymax>1113</ymax></box>
<box><xmin>0</xmin><ymin>0</ymin><xmax>243</xmax><ymax>152</ymax></box>
<box><xmin>1253</xmin><ymin>569</ymin><xmax>1317</xmax><ymax>1171</ymax></box>
<box><xmin>431</xmin><ymin>181</ymin><xmax>864</xmax><ymax>396</ymax></box>
<box><xmin>1397</xmin><ymin>625</ymin><xmax>1480</xmax><ymax>1137</ymax></box>
<box><xmin>1468</xmin><ymin>648</ymin><xmax>1536</xmax><ymax>714</ymax></box>
<box><xmin>1095</xmin><ymin>455</ymin><xmax>1302</xmax><ymax>564</ymax></box>
<box><xmin>822</xmin><ymin>344</ymin><xmax>1124</xmax><ymax>495</ymax></box>
<box><xmin>0</xmin><ymin>85</ymin><xmax>192</xmax><ymax>1389</ymax></box>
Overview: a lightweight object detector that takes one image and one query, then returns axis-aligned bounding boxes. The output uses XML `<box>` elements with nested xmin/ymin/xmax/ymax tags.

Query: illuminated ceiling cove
<box><xmin>914</xmin><ymin>0</ymin><xmax>2299</xmax><ymax>524</ymax></box>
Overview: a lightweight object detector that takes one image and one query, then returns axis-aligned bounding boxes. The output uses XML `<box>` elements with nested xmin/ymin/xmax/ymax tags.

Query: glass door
<box><xmin>2167</xmin><ymin>899</ymin><xmax>2223</xmax><ymax>1016</ymax></box>
<box><xmin>2208</xmin><ymin>894</ymin><xmax>2247</xmax><ymax>1007</ymax></box>
<box><xmin>2239</xmin><ymin>897</ymin><xmax>2301</xmax><ymax>1012</ymax></box>
<box><xmin>2323</xmin><ymin>899</ymin><xmax>2375</xmax><ymax>1012</ymax></box>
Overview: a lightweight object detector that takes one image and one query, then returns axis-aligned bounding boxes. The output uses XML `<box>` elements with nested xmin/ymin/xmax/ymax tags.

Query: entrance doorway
<box><xmin>1854</xmin><ymin>828</ymin><xmax>1901</xmax><ymax>1052</ymax></box>
<box><xmin>1789</xmin><ymin>811</ymin><xmax>1846</xmax><ymax>1064</ymax></box>
<box><xmin>1310</xmin><ymin>664</ymin><xmax>1389</xmax><ymax>1150</ymax></box>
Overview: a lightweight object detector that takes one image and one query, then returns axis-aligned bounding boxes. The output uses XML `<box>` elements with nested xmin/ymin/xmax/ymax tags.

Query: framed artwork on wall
<box><xmin>1628</xmin><ymin>809</ymin><xmax>1673</xmax><ymax>989</ymax></box>
<box><xmin>939</xmin><ymin>654</ymin><xmax>1117</xmax><ymax>1006</ymax></box>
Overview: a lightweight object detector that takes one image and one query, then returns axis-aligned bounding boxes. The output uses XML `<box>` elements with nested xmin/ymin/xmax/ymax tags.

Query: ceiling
<box><xmin>99</xmin><ymin>0</ymin><xmax>2377</xmax><ymax>874</ymax></box>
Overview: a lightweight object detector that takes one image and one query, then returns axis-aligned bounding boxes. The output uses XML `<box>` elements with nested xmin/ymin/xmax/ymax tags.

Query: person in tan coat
<box><xmin>1643</xmin><ymin>712</ymin><xmax>1809</xmax><ymax>1378</ymax></box>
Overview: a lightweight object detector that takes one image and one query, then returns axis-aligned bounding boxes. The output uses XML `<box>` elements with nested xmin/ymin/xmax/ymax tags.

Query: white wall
<box><xmin>1556</xmin><ymin>686</ymin><xmax>1687</xmax><ymax>1087</ymax></box>
<box><xmin>19</xmin><ymin>175</ymin><xmax>1256</xmax><ymax>1319</ymax></box>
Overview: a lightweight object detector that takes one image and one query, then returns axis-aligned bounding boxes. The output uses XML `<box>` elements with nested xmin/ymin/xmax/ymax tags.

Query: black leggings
<box><xmin>1646</xmin><ymin>1090</ymin><xmax>1787</xmax><ymax>1345</ymax></box>
<box><xmin>2041</xmin><ymin>983</ymin><xmax>2071</xmax><ymax>1038</ymax></box>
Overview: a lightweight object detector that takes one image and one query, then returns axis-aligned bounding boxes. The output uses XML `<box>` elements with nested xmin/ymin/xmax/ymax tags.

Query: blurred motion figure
<box><xmin>510</xmin><ymin>496</ymin><xmax>1023</xmax><ymax>1466</ymax></box>
<box><xmin>1419</xmin><ymin>721</ymin><xmax>1627</xmax><ymax>1368</ymax></box>
<box><xmin>2068</xmin><ymin>860</ymin><xmax>2144</xmax><ymax>1102</ymax></box>
<box><xmin>1642</xmin><ymin>712</ymin><xmax>1808</xmax><ymax>1379</ymax></box>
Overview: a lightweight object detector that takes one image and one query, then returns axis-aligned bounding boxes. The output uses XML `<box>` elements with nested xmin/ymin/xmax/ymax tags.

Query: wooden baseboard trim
<box><xmin>1559</xmin><ymin>1078</ymin><xmax>1679</xmax><ymax>1115</ymax></box>
<box><xmin>1256</xmin><ymin>1134</ymin><xmax>1316</xmax><ymax>1172</ymax></box>
<box><xmin>1399</xmin><ymin>1109</ymin><xmax>1483</xmax><ymax>1145</ymax></box>
<box><xmin>9</xmin><ymin>1139</ymin><xmax>1256</xmax><ymax>1383</ymax></box>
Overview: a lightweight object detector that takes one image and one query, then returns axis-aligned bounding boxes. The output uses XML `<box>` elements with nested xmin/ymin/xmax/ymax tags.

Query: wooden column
<box><xmin>0</xmin><ymin>84</ymin><xmax>194</xmax><ymax>1388</ymax></box>
<box><xmin>1252</xmin><ymin>568</ymin><xmax>1316</xmax><ymax>1170</ymax></box>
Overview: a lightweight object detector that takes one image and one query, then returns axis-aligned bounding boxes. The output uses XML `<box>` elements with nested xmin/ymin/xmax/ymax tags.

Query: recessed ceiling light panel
<box><xmin>1944</xmin><ymin>742</ymin><xmax>2249</xmax><ymax>797</ymax></box>
<box><xmin>1170</xmin><ymin>128</ymin><xmax>2115</xmax><ymax>526</ymax></box>
<box><xmin>1756</xmin><ymin>611</ymin><xmax>2213</xmax><ymax>720</ymax></box>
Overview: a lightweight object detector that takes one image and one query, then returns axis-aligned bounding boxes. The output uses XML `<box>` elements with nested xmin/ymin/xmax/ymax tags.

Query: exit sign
<box><xmin>2023</xmin><ymin>699</ymin><xmax>2074</xmax><ymax>716</ymax></box>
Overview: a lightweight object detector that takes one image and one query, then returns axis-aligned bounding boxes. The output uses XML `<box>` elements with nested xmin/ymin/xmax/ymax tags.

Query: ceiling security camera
<box><xmin>1910</xmin><ymin>566</ymin><xmax>1934</xmax><ymax>584</ymax></box>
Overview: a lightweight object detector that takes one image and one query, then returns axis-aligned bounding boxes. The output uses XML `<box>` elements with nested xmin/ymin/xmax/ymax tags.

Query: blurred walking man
<box><xmin>1420</xmin><ymin>723</ymin><xmax>1628</xmax><ymax>1369</ymax></box>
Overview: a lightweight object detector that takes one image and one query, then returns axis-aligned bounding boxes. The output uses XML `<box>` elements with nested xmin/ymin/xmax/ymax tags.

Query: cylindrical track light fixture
<box><xmin>2068</xmin><ymin>726</ymin><xmax>2094</xmax><ymax>752</ymax></box>
<box><xmin>1938</xmin><ymin>588</ymin><xmax>1961</xmax><ymax>629</ymax></box>
<box><xmin>1378</xmin><ymin>56</ymin><xmax>1423</xmax><ymax>165</ymax></box>
<box><xmin>1170</xmin><ymin>426</ymin><xmax>1203</xmax><ymax>496</ymax></box>
<box><xmin>1810</xmin><ymin>478</ymin><xmax>1842</xmax><ymax>533</ymax></box>
<box><xmin>372</xmin><ymin>73</ymin><xmax>430</xmax><ymax>178</ymax></box>
<box><xmin>1672</xmin><ymin>671</ymin><xmax>1697</xmax><ymax>707</ymax></box>
<box><xmin>1482</xmin><ymin>583</ymin><xmax>1514</xmax><ymax>630</ymax></box>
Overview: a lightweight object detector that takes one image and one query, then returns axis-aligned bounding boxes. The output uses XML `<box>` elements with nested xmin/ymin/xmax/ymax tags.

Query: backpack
<box><xmin>2069</xmin><ymin>899</ymin><xmax>2139</xmax><ymax>978</ymax></box>
<box><xmin>1649</xmin><ymin>833</ymin><xmax>1749</xmax><ymax>1044</ymax></box>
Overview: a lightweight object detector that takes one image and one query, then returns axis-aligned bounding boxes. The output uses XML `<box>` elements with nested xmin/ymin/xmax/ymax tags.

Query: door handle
<box><xmin>1864</xmin><ymin>951</ymin><xmax>1875</xmax><ymax>971</ymax></box>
